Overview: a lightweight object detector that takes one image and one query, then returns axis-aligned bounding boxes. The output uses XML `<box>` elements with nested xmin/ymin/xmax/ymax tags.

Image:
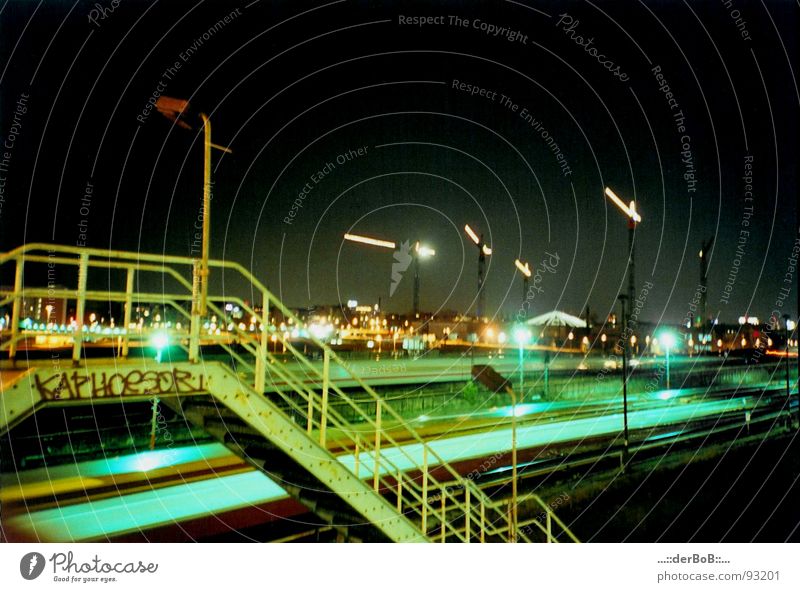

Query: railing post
<box><xmin>8</xmin><ymin>257</ymin><xmax>23</xmax><ymax>362</ymax></box>
<box><xmin>440</xmin><ymin>488</ymin><xmax>446</xmax><ymax>542</ymax></box>
<box><xmin>464</xmin><ymin>484</ymin><xmax>471</xmax><ymax>543</ymax></box>
<box><xmin>354</xmin><ymin>440</ymin><xmax>360</xmax><ymax>479</ymax></box>
<box><xmin>149</xmin><ymin>396</ymin><xmax>160</xmax><ymax>450</ymax></box>
<box><xmin>121</xmin><ymin>267</ymin><xmax>134</xmax><ymax>359</ymax></box>
<box><xmin>307</xmin><ymin>392</ymin><xmax>314</xmax><ymax>434</ymax></box>
<box><xmin>319</xmin><ymin>348</ymin><xmax>330</xmax><ymax>446</ymax></box>
<box><xmin>254</xmin><ymin>290</ymin><xmax>269</xmax><ymax>393</ymax></box>
<box><xmin>373</xmin><ymin>400</ymin><xmax>382</xmax><ymax>491</ymax></box>
<box><xmin>508</xmin><ymin>501</ymin><xmax>514</xmax><ymax>542</ymax></box>
<box><xmin>480</xmin><ymin>499</ymin><xmax>485</xmax><ymax>543</ymax></box>
<box><xmin>189</xmin><ymin>259</ymin><xmax>201</xmax><ymax>363</ymax></box>
<box><xmin>421</xmin><ymin>447</ymin><xmax>428</xmax><ymax>534</ymax></box>
<box><xmin>72</xmin><ymin>253</ymin><xmax>89</xmax><ymax>365</ymax></box>
<box><xmin>396</xmin><ymin>471</ymin><xmax>402</xmax><ymax>512</ymax></box>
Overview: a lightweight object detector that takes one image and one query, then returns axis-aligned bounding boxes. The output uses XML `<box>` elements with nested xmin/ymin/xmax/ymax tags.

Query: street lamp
<box><xmin>342</xmin><ymin>233</ymin><xmax>396</xmax><ymax>249</ymax></box>
<box><xmin>150</xmin><ymin>330</ymin><xmax>169</xmax><ymax>363</ymax></box>
<box><xmin>659</xmin><ymin>330</ymin><xmax>677</xmax><ymax>389</ymax></box>
<box><xmin>513</xmin><ymin>326</ymin><xmax>531</xmax><ymax>395</ymax></box>
<box><xmin>514</xmin><ymin>259</ymin><xmax>532</xmax><ymax>306</ymax></box>
<box><xmin>698</xmin><ymin>237</ymin><xmax>713</xmax><ymax>329</ymax></box>
<box><xmin>155</xmin><ymin>96</ymin><xmax>231</xmax><ymax>362</ymax></box>
<box><xmin>783</xmin><ymin>315</ymin><xmax>791</xmax><ymax>410</ymax></box>
<box><xmin>413</xmin><ymin>242</ymin><xmax>435</xmax><ymax>316</ymax></box>
<box><xmin>511</xmin><ymin>325</ymin><xmax>530</xmax><ymax>538</ymax></box>
<box><xmin>343</xmin><ymin>233</ymin><xmax>434</xmax><ymax>316</ymax></box>
<box><xmin>148</xmin><ymin>330</ymin><xmax>169</xmax><ymax>450</ymax></box>
<box><xmin>618</xmin><ymin>293</ymin><xmax>630</xmax><ymax>456</ymax></box>
<box><xmin>464</xmin><ymin>224</ymin><xmax>492</xmax><ymax>319</ymax></box>
<box><xmin>605</xmin><ymin>187</ymin><xmax>642</xmax><ymax>308</ymax></box>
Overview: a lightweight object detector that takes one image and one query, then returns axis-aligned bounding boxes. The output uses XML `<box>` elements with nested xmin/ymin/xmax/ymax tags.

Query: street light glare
<box><xmin>659</xmin><ymin>331</ymin><xmax>677</xmax><ymax>349</ymax></box>
<box><xmin>629</xmin><ymin>201</ymin><xmax>642</xmax><ymax>223</ymax></box>
<box><xmin>604</xmin><ymin>187</ymin><xmax>642</xmax><ymax>223</ymax></box>
<box><xmin>343</xmin><ymin>233</ymin><xmax>396</xmax><ymax>250</ymax></box>
<box><xmin>513</xmin><ymin>326</ymin><xmax>531</xmax><ymax>345</ymax></box>
<box><xmin>464</xmin><ymin>224</ymin><xmax>481</xmax><ymax>245</ymax></box>
<box><xmin>415</xmin><ymin>242</ymin><xmax>436</xmax><ymax>257</ymax></box>
<box><xmin>514</xmin><ymin>259</ymin><xmax>532</xmax><ymax>277</ymax></box>
<box><xmin>482</xmin><ymin>244</ymin><xmax>492</xmax><ymax>256</ymax></box>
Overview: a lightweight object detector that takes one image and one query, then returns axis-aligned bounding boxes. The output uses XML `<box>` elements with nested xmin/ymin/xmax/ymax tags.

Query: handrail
<box><xmin>0</xmin><ymin>243</ymin><xmax>547</xmax><ymax>542</ymax></box>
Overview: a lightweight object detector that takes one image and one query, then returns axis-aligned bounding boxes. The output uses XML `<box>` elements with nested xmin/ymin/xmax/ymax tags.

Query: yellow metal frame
<box><xmin>0</xmin><ymin>243</ymin><xmax>579</xmax><ymax>543</ymax></box>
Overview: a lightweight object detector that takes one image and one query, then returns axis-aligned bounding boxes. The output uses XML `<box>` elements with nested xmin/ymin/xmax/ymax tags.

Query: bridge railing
<box><xmin>0</xmin><ymin>243</ymin><xmax>544</xmax><ymax>542</ymax></box>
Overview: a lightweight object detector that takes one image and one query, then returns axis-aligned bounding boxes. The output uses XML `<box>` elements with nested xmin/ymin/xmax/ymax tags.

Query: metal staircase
<box><xmin>1</xmin><ymin>243</ymin><xmax>578</xmax><ymax>543</ymax></box>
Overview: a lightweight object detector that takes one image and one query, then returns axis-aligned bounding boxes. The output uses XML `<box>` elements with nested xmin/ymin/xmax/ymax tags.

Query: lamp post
<box><xmin>514</xmin><ymin>327</ymin><xmax>531</xmax><ymax>395</ymax></box>
<box><xmin>511</xmin><ymin>326</ymin><xmax>530</xmax><ymax>537</ymax></box>
<box><xmin>617</xmin><ymin>294</ymin><xmax>629</xmax><ymax>456</ymax></box>
<box><xmin>699</xmin><ymin>238</ymin><xmax>713</xmax><ymax>330</ymax></box>
<box><xmin>343</xmin><ymin>233</ymin><xmax>434</xmax><ymax>316</ymax></box>
<box><xmin>605</xmin><ymin>187</ymin><xmax>642</xmax><ymax>309</ymax></box>
<box><xmin>151</xmin><ymin>331</ymin><xmax>169</xmax><ymax>364</ymax></box>
<box><xmin>155</xmin><ymin>97</ymin><xmax>231</xmax><ymax>362</ymax></box>
<box><xmin>413</xmin><ymin>242</ymin><xmax>436</xmax><ymax>316</ymax></box>
<box><xmin>464</xmin><ymin>224</ymin><xmax>492</xmax><ymax>319</ymax></box>
<box><xmin>783</xmin><ymin>315</ymin><xmax>791</xmax><ymax>412</ymax></box>
<box><xmin>660</xmin><ymin>330</ymin><xmax>677</xmax><ymax>389</ymax></box>
<box><xmin>514</xmin><ymin>259</ymin><xmax>532</xmax><ymax>307</ymax></box>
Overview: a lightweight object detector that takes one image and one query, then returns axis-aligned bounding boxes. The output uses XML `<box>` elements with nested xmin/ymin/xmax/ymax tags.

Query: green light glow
<box><xmin>6</xmin><ymin>443</ymin><xmax>231</xmax><ymax>486</ymax></box>
<box><xmin>659</xmin><ymin>330</ymin><xmax>677</xmax><ymax>350</ymax></box>
<box><xmin>9</xmin><ymin>471</ymin><xmax>285</xmax><ymax>542</ymax></box>
<box><xmin>513</xmin><ymin>326</ymin><xmax>531</xmax><ymax>345</ymax></box>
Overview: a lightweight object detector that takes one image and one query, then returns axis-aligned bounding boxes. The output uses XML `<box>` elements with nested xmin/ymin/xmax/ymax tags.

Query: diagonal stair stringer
<box><xmin>204</xmin><ymin>362</ymin><xmax>428</xmax><ymax>543</ymax></box>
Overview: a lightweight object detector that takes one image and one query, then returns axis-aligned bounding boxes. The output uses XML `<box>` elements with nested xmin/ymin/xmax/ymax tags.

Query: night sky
<box><xmin>1</xmin><ymin>0</ymin><xmax>797</xmax><ymax>324</ymax></box>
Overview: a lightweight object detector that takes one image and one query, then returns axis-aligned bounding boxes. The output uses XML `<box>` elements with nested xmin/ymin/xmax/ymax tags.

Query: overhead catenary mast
<box><xmin>464</xmin><ymin>224</ymin><xmax>492</xmax><ymax>320</ymax></box>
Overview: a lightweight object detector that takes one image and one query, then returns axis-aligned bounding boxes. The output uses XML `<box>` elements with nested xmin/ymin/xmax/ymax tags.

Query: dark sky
<box><xmin>1</xmin><ymin>0</ymin><xmax>797</xmax><ymax>325</ymax></box>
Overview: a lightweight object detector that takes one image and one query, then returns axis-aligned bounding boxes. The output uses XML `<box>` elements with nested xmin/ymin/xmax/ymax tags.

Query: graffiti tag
<box><xmin>34</xmin><ymin>369</ymin><xmax>207</xmax><ymax>400</ymax></box>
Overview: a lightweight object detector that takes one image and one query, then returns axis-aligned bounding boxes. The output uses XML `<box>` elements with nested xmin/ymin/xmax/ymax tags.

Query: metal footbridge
<box><xmin>0</xmin><ymin>243</ymin><xmax>576</xmax><ymax>543</ymax></box>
